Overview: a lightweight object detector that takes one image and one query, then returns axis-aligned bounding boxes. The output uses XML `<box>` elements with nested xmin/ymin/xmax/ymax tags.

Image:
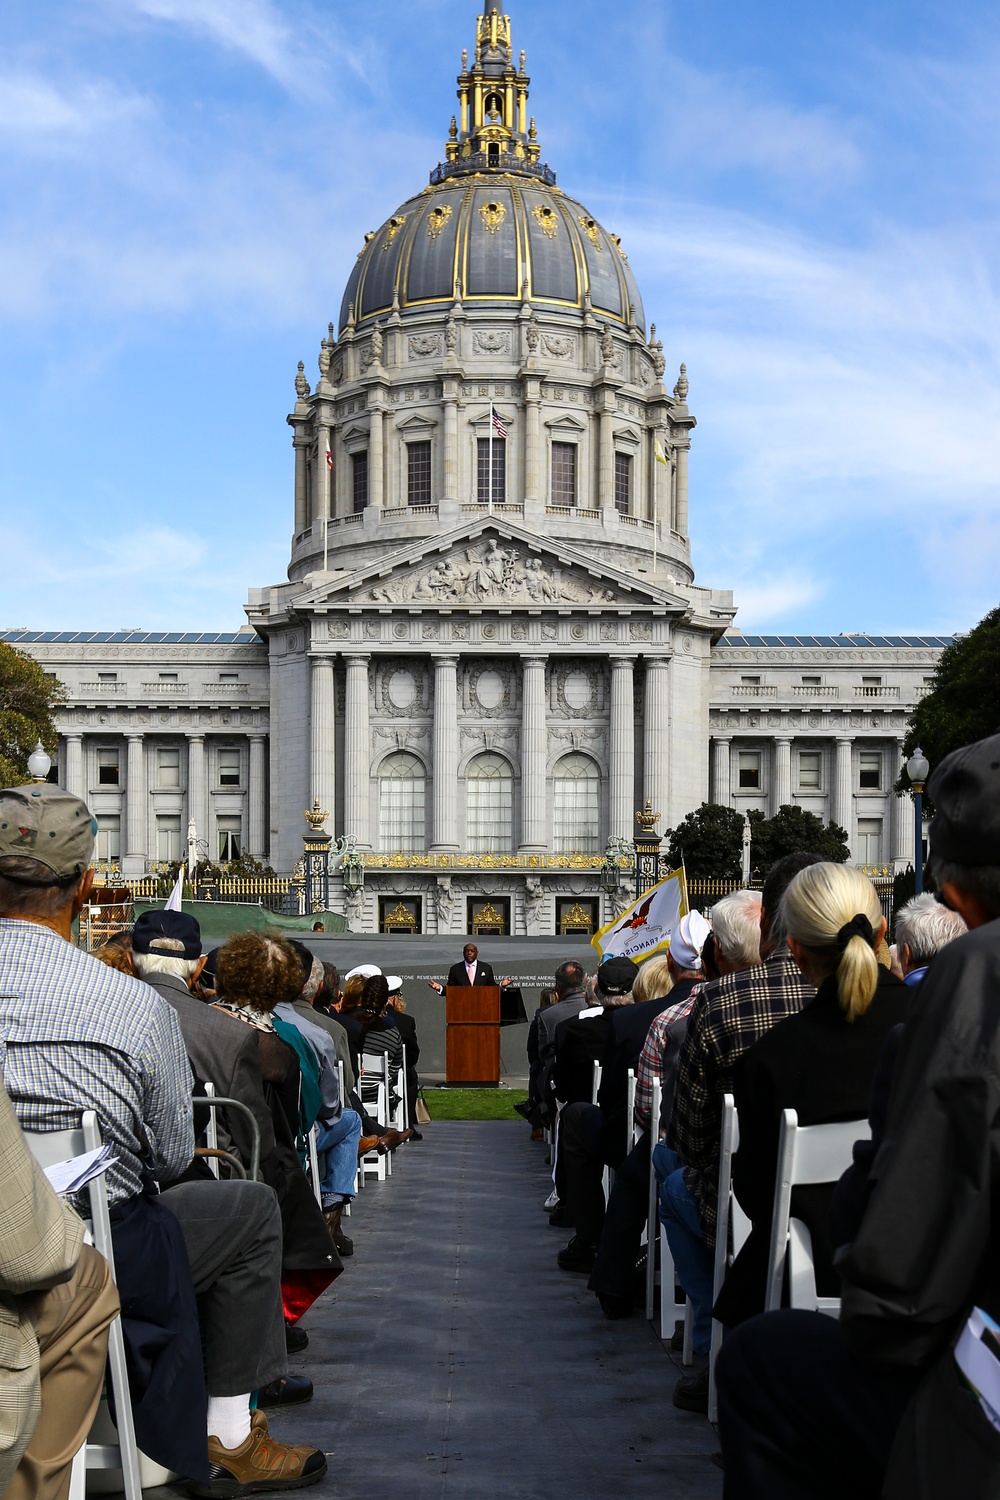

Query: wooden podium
<box><xmin>445</xmin><ymin>986</ymin><xmax>501</xmax><ymax>1086</ymax></box>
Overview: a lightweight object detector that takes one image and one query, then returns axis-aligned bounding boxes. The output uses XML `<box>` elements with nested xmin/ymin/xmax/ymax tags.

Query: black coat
<box><xmin>444</xmin><ymin>959</ymin><xmax>498</xmax><ymax>987</ymax></box>
<box><xmin>715</xmin><ymin>965</ymin><xmax>909</xmax><ymax>1327</ymax></box>
<box><xmin>391</xmin><ymin>1010</ymin><xmax>420</xmax><ymax>1067</ymax></box>
<box><xmin>552</xmin><ymin>1010</ymin><xmax>611</xmax><ymax>1106</ymax></box>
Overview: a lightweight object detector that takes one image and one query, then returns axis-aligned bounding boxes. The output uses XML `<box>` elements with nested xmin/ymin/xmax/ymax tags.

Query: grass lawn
<box><xmin>422</xmin><ymin>1088</ymin><xmax>529</xmax><ymax>1121</ymax></box>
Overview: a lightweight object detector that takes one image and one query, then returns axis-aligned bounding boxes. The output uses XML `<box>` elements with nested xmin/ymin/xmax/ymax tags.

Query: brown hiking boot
<box><xmin>188</xmin><ymin>1410</ymin><xmax>326</xmax><ymax>1497</ymax></box>
<box><xmin>358</xmin><ymin>1134</ymin><xmax>380</xmax><ymax>1155</ymax></box>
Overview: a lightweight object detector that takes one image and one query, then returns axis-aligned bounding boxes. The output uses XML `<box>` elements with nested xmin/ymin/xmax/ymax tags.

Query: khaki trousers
<box><xmin>8</xmin><ymin>1245</ymin><xmax>119</xmax><ymax>1500</ymax></box>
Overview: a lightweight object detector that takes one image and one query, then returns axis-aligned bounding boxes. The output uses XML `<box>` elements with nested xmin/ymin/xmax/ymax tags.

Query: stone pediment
<box><xmin>297</xmin><ymin>520</ymin><xmax>690</xmax><ymax>613</ymax></box>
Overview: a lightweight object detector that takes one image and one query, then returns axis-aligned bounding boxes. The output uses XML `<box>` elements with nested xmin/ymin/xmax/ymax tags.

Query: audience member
<box><xmin>717</xmin><ymin>732</ymin><xmax>1000</xmax><ymax>1497</ymax></box>
<box><xmin>893</xmin><ymin>890</ymin><xmax>967</xmax><ymax>986</ymax></box>
<box><xmin>715</xmin><ymin>865</ymin><xmax>909</xmax><ymax>1330</ymax></box>
<box><xmin>535</xmin><ymin>961</ymin><xmax>589</xmax><ymax>1065</ymax></box>
<box><xmin>551</xmin><ymin>956</ymin><xmax>636</xmax><ymax>1109</ymax></box>
<box><xmin>0</xmin><ymin>1078</ymin><xmax>118</xmax><ymax>1500</ymax></box>
<box><xmin>0</xmin><ymin>784</ymin><xmax>325</xmax><ymax>1494</ymax></box>
<box><xmin>91</xmin><ymin>941</ymin><xmax>136</xmax><ymax>976</ymax></box>
<box><xmin>288</xmin><ymin>945</ymin><xmax>356</xmax><ymax>1094</ymax></box>
<box><xmin>337</xmin><ymin>978</ymin><xmax>412</xmax><ymax>1153</ymax></box>
<box><xmin>663</xmin><ymin>854</ymin><xmax>822</xmax><ymax>1410</ymax></box>
<box><xmin>384</xmin><ymin>978</ymin><xmax>423</xmax><ymax>1139</ymax></box>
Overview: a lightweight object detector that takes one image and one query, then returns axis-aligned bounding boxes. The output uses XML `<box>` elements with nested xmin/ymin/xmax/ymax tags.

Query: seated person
<box><xmin>384</xmin><ymin>979</ymin><xmax>423</xmax><ymax>1140</ymax></box>
<box><xmin>0</xmin><ymin>1078</ymin><xmax>118</xmax><ymax>1500</ymax></box>
<box><xmin>663</xmin><ymin>854</ymin><xmax>821</xmax><ymax>1412</ymax></box>
<box><xmin>535</xmin><ymin>962</ymin><xmax>588</xmax><ymax>1067</ymax></box>
<box><xmin>893</xmin><ymin>890</ymin><xmax>967</xmax><ymax>987</ymax></box>
<box><xmin>552</xmin><ymin>957</ymin><xmax>638</xmax><ymax>1109</ymax></box>
<box><xmin>715</xmin><ymin>864</ymin><xmax>909</xmax><ymax>1330</ymax></box>
<box><xmin>131</xmin><ymin>912</ymin><xmax>341</xmax><ymax>1366</ymax></box>
<box><xmin>335</xmin><ymin>977</ymin><xmax>411</xmax><ymax>1153</ymax></box>
<box><xmin>0</xmin><ymin>783</ymin><xmax>325</xmax><ymax>1496</ymax></box>
<box><xmin>287</xmin><ymin>945</ymin><xmax>356</xmax><ymax>1096</ymax></box>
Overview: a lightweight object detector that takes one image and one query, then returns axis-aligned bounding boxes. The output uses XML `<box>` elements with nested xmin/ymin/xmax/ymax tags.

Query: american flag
<box><xmin>490</xmin><ymin>405</ymin><xmax>508</xmax><ymax>440</ymax></box>
<box><xmin>326</xmin><ymin>448</ymin><xmax>334</xmax><ymax>470</ymax></box>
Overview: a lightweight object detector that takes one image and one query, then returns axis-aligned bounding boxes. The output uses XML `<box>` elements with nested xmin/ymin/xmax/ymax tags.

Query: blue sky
<box><xmin>1</xmin><ymin>0</ymin><xmax>998</xmax><ymax>635</ymax></box>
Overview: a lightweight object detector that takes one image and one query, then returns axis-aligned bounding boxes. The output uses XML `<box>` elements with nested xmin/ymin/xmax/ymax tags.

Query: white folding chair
<box><xmin>645</xmin><ymin>1080</ymin><xmax>694</xmax><ymax>1362</ymax></box>
<box><xmin>26</xmin><ymin>1112</ymin><xmax>143</xmax><ymax>1500</ymax></box>
<box><xmin>336</xmin><ymin>1061</ymin><xmax>353</xmax><ymax>1213</ymax></box>
<box><xmin>399</xmin><ymin>1044</ymin><xmax>409</xmax><ymax>1134</ymax></box>
<box><xmin>359</xmin><ymin>1054</ymin><xmax>389</xmax><ymax>1182</ymax></box>
<box><xmin>765</xmin><ymin>1110</ymin><xmax>870</xmax><ymax>1316</ymax></box>
<box><xmin>708</xmin><ymin>1095</ymin><xmax>751</xmax><ymax>1423</ymax></box>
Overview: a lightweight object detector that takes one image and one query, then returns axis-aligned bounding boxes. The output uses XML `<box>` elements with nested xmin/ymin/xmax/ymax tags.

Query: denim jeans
<box><xmin>660</xmin><ymin>1167</ymin><xmax>715</xmax><ymax>1355</ymax></box>
<box><xmin>651</xmin><ymin>1139</ymin><xmax>681</xmax><ymax>1186</ymax></box>
<box><xmin>314</xmin><ymin>1107</ymin><xmax>362</xmax><ymax>1204</ymax></box>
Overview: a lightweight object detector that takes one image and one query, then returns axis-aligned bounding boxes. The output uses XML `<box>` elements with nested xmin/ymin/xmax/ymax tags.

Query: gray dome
<box><xmin>339</xmin><ymin>176</ymin><xmax>645</xmax><ymax>336</ymax></box>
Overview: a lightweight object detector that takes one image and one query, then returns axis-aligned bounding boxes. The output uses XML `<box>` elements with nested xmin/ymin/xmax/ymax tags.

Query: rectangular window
<box><xmin>158</xmin><ymin>672</ymin><xmax>178</xmax><ymax>682</ymax></box>
<box><xmin>406</xmin><ymin>441</ymin><xmax>432</xmax><ymax>506</ymax></box>
<box><xmin>156</xmin><ymin>814</ymin><xmax>182</xmax><ymax>862</ymax></box>
<box><xmin>217</xmin><ymin>748</ymin><xmax>241</xmax><ymax>787</ymax></box>
<box><xmin>96</xmin><ymin>815</ymin><xmax>120</xmax><ymax>863</ymax></box>
<box><xmin>97</xmin><ymin>749</ymin><xmax>120</xmax><ymax>786</ymax></box>
<box><xmin>97</xmin><ymin>672</ymin><xmax>117</xmax><ymax>682</ymax></box>
<box><xmin>857</xmin><ymin>818</ymin><xmax>883</xmax><ymax>866</ymax></box>
<box><xmin>156</xmin><ymin>747</ymin><xmax>180</xmax><ymax>789</ymax></box>
<box><xmin>550</xmin><ymin>441</ymin><xmax>577</xmax><ymax>506</ymax></box>
<box><xmin>738</xmin><ymin>751</ymin><xmax>761</xmax><ymax>789</ymax></box>
<box><xmin>217</xmin><ymin>817</ymin><xmax>242</xmax><ymax>862</ymax></box>
<box><xmin>351</xmin><ymin>451</ymin><xmax>368</xmax><ymax>513</ymax></box>
<box><xmin>614</xmin><ymin>452</ymin><xmax>632</xmax><ymax>514</ymax></box>
<box><xmin>801</xmin><ymin>675</ymin><xmax>821</xmax><ymax>686</ymax></box>
<box><xmin>862</xmin><ymin>675</ymin><xmax>882</xmax><ymax>686</ymax></box>
<box><xmin>378</xmin><ymin>896</ymin><xmax>422</xmax><ymax>934</ymax></box>
<box><xmin>859</xmin><ymin>751</ymin><xmax>881</xmax><ymax>789</ymax></box>
<box><xmin>798</xmin><ymin>751</ymin><xmax>822</xmax><ymax>790</ymax></box>
<box><xmin>476</xmin><ymin>437</ymin><xmax>506</xmax><ymax>506</ymax></box>
<box><xmin>219</xmin><ymin>672</ymin><xmax>239</xmax><ymax>682</ymax></box>
<box><xmin>741</xmin><ymin>675</ymin><xmax>761</xmax><ymax>685</ymax></box>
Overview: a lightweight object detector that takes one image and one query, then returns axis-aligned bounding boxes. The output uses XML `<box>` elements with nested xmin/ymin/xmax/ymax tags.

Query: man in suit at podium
<box><xmin>428</xmin><ymin>943</ymin><xmax>503</xmax><ymax>993</ymax></box>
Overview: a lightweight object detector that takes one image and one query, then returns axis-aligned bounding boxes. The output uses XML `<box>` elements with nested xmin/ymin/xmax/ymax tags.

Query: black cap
<box><xmin>132</xmin><ymin>909</ymin><xmax>203</xmax><ymax>959</ymax></box>
<box><xmin>928</xmin><ymin>732</ymin><xmax>1000</xmax><ymax>867</ymax></box>
<box><xmin>596</xmin><ymin>956</ymin><xmax>640</xmax><ymax>996</ymax></box>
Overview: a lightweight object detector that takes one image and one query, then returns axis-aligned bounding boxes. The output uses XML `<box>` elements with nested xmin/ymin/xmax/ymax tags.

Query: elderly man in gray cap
<box><xmin>716</xmin><ymin>731</ymin><xmax>1000</xmax><ymax>1500</ymax></box>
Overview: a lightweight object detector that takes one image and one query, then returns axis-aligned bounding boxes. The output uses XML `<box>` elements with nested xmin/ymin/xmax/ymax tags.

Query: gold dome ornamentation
<box><xmin>479</xmin><ymin>201</ymin><xmax>507</xmax><ymax>234</ymax></box>
<box><xmin>382</xmin><ymin>215</ymin><xmax>407</xmax><ymax>250</ymax></box>
<box><xmin>427</xmin><ymin>203</ymin><xmax>453</xmax><ymax>239</ymax></box>
<box><xmin>532</xmin><ymin>203</ymin><xmax>558</xmax><ymax>238</ymax></box>
<box><xmin>579</xmin><ymin>215</ymin><xmax>601</xmax><ymax>248</ymax></box>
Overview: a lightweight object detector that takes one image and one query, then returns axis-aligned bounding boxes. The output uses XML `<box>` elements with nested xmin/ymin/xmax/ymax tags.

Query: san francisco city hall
<box><xmin>4</xmin><ymin>7</ymin><xmax>949</xmax><ymax>936</ymax></box>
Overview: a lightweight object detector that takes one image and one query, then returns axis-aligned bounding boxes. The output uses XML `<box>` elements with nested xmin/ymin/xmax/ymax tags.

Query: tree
<box><xmin>748</xmin><ymin>805</ymin><xmax>850</xmax><ymax>871</ymax></box>
<box><xmin>0</xmin><ymin>642</ymin><xmax>63</xmax><ymax>787</ymax></box>
<box><xmin>896</xmin><ymin>604</ymin><xmax>1000</xmax><ymax>792</ymax></box>
<box><xmin>664</xmin><ymin>803</ymin><xmax>744</xmax><ymax>880</ymax></box>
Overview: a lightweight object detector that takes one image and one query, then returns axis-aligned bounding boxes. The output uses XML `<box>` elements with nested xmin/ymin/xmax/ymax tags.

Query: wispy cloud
<box><xmin>0</xmin><ymin>70</ymin><xmax>147</xmax><ymax>138</ymax></box>
<box><xmin>117</xmin><ymin>0</ymin><xmax>306</xmax><ymax>90</ymax></box>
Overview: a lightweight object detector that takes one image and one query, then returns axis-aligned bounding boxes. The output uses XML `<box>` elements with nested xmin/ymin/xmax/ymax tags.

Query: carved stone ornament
<box><xmin>610</xmin><ymin>234</ymin><xmax>629</xmax><ymax>263</ymax></box>
<box><xmin>479</xmin><ymin>201</ymin><xmax>507</xmax><ymax>234</ymax></box>
<box><xmin>370</xmin><ymin>324</ymin><xmax>383</xmax><ymax>363</ymax></box>
<box><xmin>294</xmin><ymin>362</ymin><xmax>310</xmax><ymax>399</ymax></box>
<box><xmin>445</xmin><ymin>319</ymin><xmax>458</xmax><ymax>353</ymax></box>
<box><xmin>542</xmin><ymin>334</ymin><xmax>575</xmax><ymax>359</ymax></box>
<box><xmin>532</xmin><ymin>204</ymin><xmax>559</xmax><ymax>239</ymax></box>
<box><xmin>409</xmin><ymin>333</ymin><xmax>443</xmax><ymax>359</ymax></box>
<box><xmin>600</xmin><ymin>327</ymin><xmax>615</xmax><ymax>363</ymax></box>
<box><xmin>362</xmin><ymin>539</ymin><xmax>624</xmax><ymax>609</ymax></box>
<box><xmin>383</xmin><ymin>215</ymin><xmax>407</xmax><ymax>249</ymax></box>
<box><xmin>473</xmin><ymin>329</ymin><xmax>511</xmax><ymax>355</ymax></box>
<box><xmin>578</xmin><ymin>215</ymin><xmax>601</xmax><ymax>247</ymax></box>
<box><xmin>426</xmin><ymin>203</ymin><xmax>453</xmax><ymax>239</ymax></box>
<box><xmin>525</xmin><ymin>315</ymin><xmax>540</xmax><ymax>352</ymax></box>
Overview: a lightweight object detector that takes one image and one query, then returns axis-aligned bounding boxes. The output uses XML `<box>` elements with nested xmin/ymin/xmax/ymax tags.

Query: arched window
<box><xmin>552</xmin><ymin>754</ymin><xmax>601</xmax><ymax>853</ymax></box>
<box><xmin>378</xmin><ymin>752</ymin><xmax>426</xmax><ymax>852</ymax></box>
<box><xmin>466</xmin><ymin>753</ymin><xmax>513</xmax><ymax>853</ymax></box>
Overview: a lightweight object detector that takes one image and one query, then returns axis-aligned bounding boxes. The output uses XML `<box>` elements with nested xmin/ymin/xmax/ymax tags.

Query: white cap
<box><xmin>670</xmin><ymin>910</ymin><xmax>712</xmax><ymax>970</ymax></box>
<box><xmin>344</xmin><ymin>963</ymin><xmax>382</xmax><ymax>982</ymax></box>
<box><xmin>385</xmin><ymin>975</ymin><xmax>403</xmax><ymax>994</ymax></box>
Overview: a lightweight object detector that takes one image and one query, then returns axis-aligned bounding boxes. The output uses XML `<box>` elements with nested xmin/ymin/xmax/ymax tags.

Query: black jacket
<box><xmin>552</xmin><ymin>1009</ymin><xmax>611</xmax><ymax>1106</ymax></box>
<box><xmin>715</xmin><ymin>965</ymin><xmax>909</xmax><ymax>1327</ymax></box>
<box><xmin>444</xmin><ymin>959</ymin><xmax>498</xmax><ymax>987</ymax></box>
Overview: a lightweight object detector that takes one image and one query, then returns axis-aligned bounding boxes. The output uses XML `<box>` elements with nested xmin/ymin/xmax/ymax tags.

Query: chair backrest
<box><xmin>591</xmin><ymin>1060</ymin><xmax>602</xmax><ymax>1105</ymax></box>
<box><xmin>25</xmin><ymin>1112</ymin><xmax>117</xmax><ymax>1272</ymax></box>
<box><xmin>765</xmin><ymin>1109</ymin><xmax>870</xmax><ymax>1312</ymax></box>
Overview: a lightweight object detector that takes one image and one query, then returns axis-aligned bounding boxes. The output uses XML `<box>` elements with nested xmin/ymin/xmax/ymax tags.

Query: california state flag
<box><xmin>591</xmin><ymin>868</ymin><xmax>688</xmax><ymax>963</ymax></box>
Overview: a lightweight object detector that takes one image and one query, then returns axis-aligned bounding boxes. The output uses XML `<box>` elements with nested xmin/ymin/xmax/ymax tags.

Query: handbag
<box><xmin>415</xmin><ymin>1090</ymin><xmax>431</xmax><ymax>1126</ymax></box>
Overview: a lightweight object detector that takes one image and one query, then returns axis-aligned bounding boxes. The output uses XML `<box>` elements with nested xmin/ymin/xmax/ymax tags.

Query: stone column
<box><xmin>890</xmin><ymin>737</ymin><xmax>913</xmax><ymax>867</ymax></box>
<box><xmin>674</xmin><ymin>441</ymin><xmax>689</xmax><ymax>536</ymax></box>
<box><xmin>368</xmin><ymin>402</ymin><xmax>384</xmax><ymax>510</ymax></box>
<box><xmin>519</xmin><ymin>657</ymin><xmax>547</xmax><ymax>850</ymax></box>
<box><xmin>609</xmin><ymin>657</ymin><xmax>635</xmax><ymax>842</ymax></box>
<box><xmin>524</xmin><ymin>377</ymin><xmax>542</xmax><ymax>504</ymax></box>
<box><xmin>431</xmin><ymin>655</ymin><xmax>460</xmax><ymax>850</ymax></box>
<box><xmin>186</xmin><ymin>734</ymin><xmax>207</xmax><ymax>850</ymax></box>
<box><xmin>64</xmin><ymin>734</ymin><xmax>84</xmax><ymax>800</ymax></box>
<box><xmin>248</xmin><ymin>735</ymin><xmax>267</xmax><ymax>861</ymax></box>
<box><xmin>343</xmin><ymin>656</ymin><xmax>371</xmax><ymax>847</ymax></box>
<box><xmin>316</xmin><ymin>421</ymin><xmax>332</xmax><ymax>530</ymax></box>
<box><xmin>292</xmin><ymin>432</ymin><xmax>309</xmax><ymax>535</ymax></box>
<box><xmin>599</xmin><ymin>403</ymin><xmax>615</xmax><ymax>513</ymax></box>
<box><xmin>310</xmin><ymin>656</ymin><xmax>336</xmax><ymax>828</ymax></box>
<box><xmin>643</xmin><ymin>658</ymin><xmax>670</xmax><ymax>820</ymax></box>
<box><xmin>712</xmin><ymin>736</ymin><xmax>731</xmax><ymax>805</ymax></box>
<box><xmin>832</xmin><ymin>737</ymin><xmax>853</xmax><ymax>845</ymax></box>
<box><xmin>442</xmin><ymin>389</ymin><xmax>458</xmax><ymax>503</ymax></box>
<box><xmin>125</xmin><ymin>734</ymin><xmax>146</xmax><ymax>870</ymax></box>
<box><xmin>772</xmin><ymin>737</ymin><xmax>792</xmax><ymax>815</ymax></box>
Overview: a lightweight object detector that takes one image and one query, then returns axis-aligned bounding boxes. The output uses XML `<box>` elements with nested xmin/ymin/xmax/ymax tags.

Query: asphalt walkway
<box><xmin>277</xmin><ymin>1120</ymin><xmax>722</xmax><ymax>1500</ymax></box>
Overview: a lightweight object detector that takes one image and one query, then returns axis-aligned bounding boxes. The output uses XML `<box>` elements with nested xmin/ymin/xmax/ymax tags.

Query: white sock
<box><xmin>207</xmin><ymin>1394</ymin><xmax>252</xmax><ymax>1450</ymax></box>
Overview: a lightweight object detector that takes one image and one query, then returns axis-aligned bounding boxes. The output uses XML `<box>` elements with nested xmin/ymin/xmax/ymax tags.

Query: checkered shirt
<box><xmin>0</xmin><ymin>919</ymin><xmax>194</xmax><ymax>1206</ymax></box>
<box><xmin>634</xmin><ymin>986</ymin><xmax>703</xmax><ymax>1134</ymax></box>
<box><xmin>667</xmin><ymin>948</ymin><xmax>813</xmax><ymax>1245</ymax></box>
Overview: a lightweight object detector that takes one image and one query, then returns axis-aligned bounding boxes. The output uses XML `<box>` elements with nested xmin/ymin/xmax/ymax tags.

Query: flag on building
<box><xmin>591</xmin><ymin>867</ymin><xmax>688</xmax><ymax>963</ymax></box>
<box><xmin>491</xmin><ymin>405</ymin><xmax>508</xmax><ymax>440</ymax></box>
<box><xmin>326</xmin><ymin>448</ymin><xmax>334</xmax><ymax>471</ymax></box>
<box><xmin>654</xmin><ymin>437</ymin><xmax>669</xmax><ymax>467</ymax></box>
<box><xmin>164</xmin><ymin>869</ymin><xmax>184</xmax><ymax>912</ymax></box>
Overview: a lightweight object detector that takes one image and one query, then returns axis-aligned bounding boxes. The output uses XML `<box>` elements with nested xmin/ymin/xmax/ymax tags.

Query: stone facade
<box><xmin>1</xmin><ymin>5</ymin><xmax>952</xmax><ymax>933</ymax></box>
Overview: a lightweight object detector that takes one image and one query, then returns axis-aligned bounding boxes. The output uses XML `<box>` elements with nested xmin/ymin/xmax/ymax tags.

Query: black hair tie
<box><xmin>837</xmin><ymin>913</ymin><xmax>874</xmax><ymax>951</ymax></box>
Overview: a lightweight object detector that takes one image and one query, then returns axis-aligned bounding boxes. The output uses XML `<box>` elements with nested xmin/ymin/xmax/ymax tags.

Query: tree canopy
<box><xmin>0</xmin><ymin>643</ymin><xmax>63</xmax><ymax>787</ymax></box>
<box><xmin>748</xmin><ymin>805</ymin><xmax>850</xmax><ymax>871</ymax></box>
<box><xmin>665</xmin><ymin>800</ymin><xmax>849</xmax><ymax>880</ymax></box>
<box><xmin>897</xmin><ymin>605</ymin><xmax>1000</xmax><ymax>791</ymax></box>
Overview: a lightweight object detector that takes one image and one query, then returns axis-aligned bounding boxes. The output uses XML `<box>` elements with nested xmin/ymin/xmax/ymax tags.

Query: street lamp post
<box><xmin>27</xmin><ymin>741</ymin><xmax>52</xmax><ymax>783</ymax></box>
<box><xmin>634</xmin><ymin>801</ymin><xmax>662</xmax><ymax>898</ymax></box>
<box><xmin>906</xmin><ymin>747</ymin><xmax>930</xmax><ymax>895</ymax></box>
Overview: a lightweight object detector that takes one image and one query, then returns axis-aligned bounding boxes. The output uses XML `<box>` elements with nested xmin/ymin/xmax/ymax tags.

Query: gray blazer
<box><xmin>292</xmin><ymin>1001</ymin><xmax>356</xmax><ymax>1096</ymax></box>
<box><xmin>147</xmin><ymin>974</ymin><xmax>275</xmax><ymax>1171</ymax></box>
<box><xmin>536</xmin><ymin>991</ymin><xmax>588</xmax><ymax>1064</ymax></box>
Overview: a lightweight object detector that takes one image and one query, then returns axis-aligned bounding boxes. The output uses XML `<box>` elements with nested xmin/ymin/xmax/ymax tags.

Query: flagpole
<box><xmin>488</xmin><ymin>402</ymin><xmax>494</xmax><ymax>517</ymax></box>
<box><xmin>653</xmin><ymin>434</ymin><xmax>659</xmax><ymax>576</ymax></box>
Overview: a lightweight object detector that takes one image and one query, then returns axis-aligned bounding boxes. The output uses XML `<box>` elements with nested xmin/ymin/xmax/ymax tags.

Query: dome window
<box><xmin>479</xmin><ymin>201</ymin><xmax>507</xmax><ymax>234</ymax></box>
<box><xmin>532</xmin><ymin>204</ymin><xmax>559</xmax><ymax>239</ymax></box>
<box><xmin>488</xmin><ymin>143</ymin><xmax>500</xmax><ymax>167</ymax></box>
<box><xmin>578</xmin><ymin>215</ymin><xmax>601</xmax><ymax>248</ymax></box>
<box><xmin>382</xmin><ymin>215</ymin><xmax>407</xmax><ymax>250</ymax></box>
<box><xmin>426</xmin><ymin>203</ymin><xmax>453</xmax><ymax>240</ymax></box>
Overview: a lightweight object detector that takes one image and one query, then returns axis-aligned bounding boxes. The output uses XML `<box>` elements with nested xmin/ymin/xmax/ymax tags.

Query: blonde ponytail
<box><xmin>780</xmin><ymin>863</ymin><xmax>882</xmax><ymax>1021</ymax></box>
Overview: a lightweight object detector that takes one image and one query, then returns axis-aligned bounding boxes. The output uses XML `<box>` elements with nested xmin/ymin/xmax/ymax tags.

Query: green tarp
<box><xmin>132</xmin><ymin>901</ymin><xmax>349</xmax><ymax>940</ymax></box>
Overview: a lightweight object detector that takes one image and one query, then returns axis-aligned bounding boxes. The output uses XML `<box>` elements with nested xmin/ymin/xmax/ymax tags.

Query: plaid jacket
<box><xmin>667</xmin><ymin>949</ymin><xmax>814</xmax><ymax>1245</ymax></box>
<box><xmin>634</xmin><ymin>985</ymin><xmax>703</xmax><ymax>1134</ymax></box>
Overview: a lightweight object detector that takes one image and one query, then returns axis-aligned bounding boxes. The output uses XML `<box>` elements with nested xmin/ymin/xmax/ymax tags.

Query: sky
<box><xmin>1</xmin><ymin>0</ymin><xmax>999</xmax><ymax>636</ymax></box>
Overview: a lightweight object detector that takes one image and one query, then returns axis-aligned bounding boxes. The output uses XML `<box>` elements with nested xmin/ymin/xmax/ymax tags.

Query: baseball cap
<box><xmin>928</xmin><ymin>732</ymin><xmax>1000</xmax><ymax>867</ymax></box>
<box><xmin>596</xmin><ymin>956</ymin><xmax>640</xmax><ymax>996</ymax></box>
<box><xmin>344</xmin><ymin>963</ymin><xmax>382</xmax><ymax>982</ymax></box>
<box><xmin>670</xmin><ymin>909</ymin><xmax>712</xmax><ymax>970</ymax></box>
<box><xmin>0</xmin><ymin>784</ymin><xmax>96</xmax><ymax>881</ymax></box>
<box><xmin>132</xmin><ymin>909</ymin><xmax>203</xmax><ymax>959</ymax></box>
<box><xmin>385</xmin><ymin>975</ymin><xmax>403</xmax><ymax>994</ymax></box>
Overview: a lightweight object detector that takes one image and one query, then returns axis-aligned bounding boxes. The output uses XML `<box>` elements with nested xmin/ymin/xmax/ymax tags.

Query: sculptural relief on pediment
<box><xmin>360</xmin><ymin>540</ymin><xmax>619</xmax><ymax>608</ymax></box>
